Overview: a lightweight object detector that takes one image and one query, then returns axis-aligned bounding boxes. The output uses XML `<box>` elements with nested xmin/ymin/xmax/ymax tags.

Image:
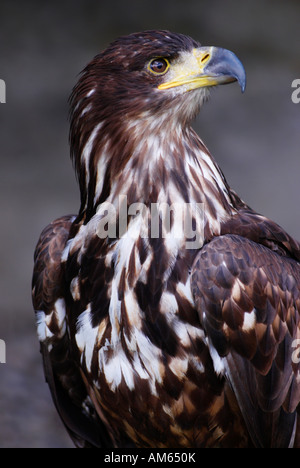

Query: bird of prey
<box><xmin>32</xmin><ymin>30</ymin><xmax>300</xmax><ymax>448</ymax></box>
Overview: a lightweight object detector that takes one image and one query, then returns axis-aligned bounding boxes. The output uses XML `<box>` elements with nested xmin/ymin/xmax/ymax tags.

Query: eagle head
<box><xmin>69</xmin><ymin>30</ymin><xmax>246</xmax><ymax>217</ymax></box>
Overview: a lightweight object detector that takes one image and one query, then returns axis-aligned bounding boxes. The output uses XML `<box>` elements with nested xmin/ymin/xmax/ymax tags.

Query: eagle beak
<box><xmin>199</xmin><ymin>47</ymin><xmax>246</xmax><ymax>92</ymax></box>
<box><xmin>158</xmin><ymin>46</ymin><xmax>246</xmax><ymax>93</ymax></box>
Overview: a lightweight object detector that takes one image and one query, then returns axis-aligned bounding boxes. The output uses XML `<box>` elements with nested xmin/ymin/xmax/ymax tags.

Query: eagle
<box><xmin>32</xmin><ymin>30</ymin><xmax>300</xmax><ymax>448</ymax></box>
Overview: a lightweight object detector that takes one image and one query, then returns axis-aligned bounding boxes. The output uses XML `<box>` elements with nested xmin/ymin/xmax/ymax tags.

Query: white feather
<box><xmin>75</xmin><ymin>304</ymin><xmax>98</xmax><ymax>372</ymax></box>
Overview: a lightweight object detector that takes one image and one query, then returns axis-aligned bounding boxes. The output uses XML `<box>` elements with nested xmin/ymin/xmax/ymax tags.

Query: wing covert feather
<box><xmin>191</xmin><ymin>234</ymin><xmax>300</xmax><ymax>447</ymax></box>
<box><xmin>32</xmin><ymin>215</ymin><xmax>114</xmax><ymax>448</ymax></box>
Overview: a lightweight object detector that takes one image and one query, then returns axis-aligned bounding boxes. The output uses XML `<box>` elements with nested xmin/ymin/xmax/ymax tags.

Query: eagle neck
<box><xmin>76</xmin><ymin>115</ymin><xmax>236</xmax><ymax>232</ymax></box>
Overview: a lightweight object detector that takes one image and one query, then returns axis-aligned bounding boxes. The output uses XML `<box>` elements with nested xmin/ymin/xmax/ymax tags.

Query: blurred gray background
<box><xmin>0</xmin><ymin>0</ymin><xmax>299</xmax><ymax>448</ymax></box>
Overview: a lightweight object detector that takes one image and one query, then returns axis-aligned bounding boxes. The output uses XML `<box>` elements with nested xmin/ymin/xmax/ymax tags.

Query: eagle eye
<box><xmin>148</xmin><ymin>58</ymin><xmax>170</xmax><ymax>75</ymax></box>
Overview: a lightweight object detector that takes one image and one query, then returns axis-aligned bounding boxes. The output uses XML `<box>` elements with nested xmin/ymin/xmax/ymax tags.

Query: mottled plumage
<box><xmin>32</xmin><ymin>30</ymin><xmax>300</xmax><ymax>448</ymax></box>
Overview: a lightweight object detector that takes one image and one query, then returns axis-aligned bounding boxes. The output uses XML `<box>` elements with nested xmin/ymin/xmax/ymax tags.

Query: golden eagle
<box><xmin>32</xmin><ymin>30</ymin><xmax>300</xmax><ymax>448</ymax></box>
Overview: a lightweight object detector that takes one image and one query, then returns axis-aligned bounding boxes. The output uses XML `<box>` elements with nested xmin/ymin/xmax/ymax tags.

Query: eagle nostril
<box><xmin>201</xmin><ymin>53</ymin><xmax>210</xmax><ymax>64</ymax></box>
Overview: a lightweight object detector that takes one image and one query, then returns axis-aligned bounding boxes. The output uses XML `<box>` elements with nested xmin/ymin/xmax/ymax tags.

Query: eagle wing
<box><xmin>32</xmin><ymin>215</ymin><xmax>114</xmax><ymax>448</ymax></box>
<box><xmin>191</xmin><ymin>212</ymin><xmax>300</xmax><ymax>447</ymax></box>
